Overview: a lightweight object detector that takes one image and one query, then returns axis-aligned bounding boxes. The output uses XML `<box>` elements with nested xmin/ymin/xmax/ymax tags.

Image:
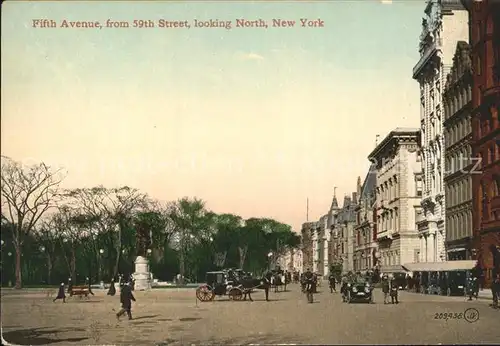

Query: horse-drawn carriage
<box><xmin>195</xmin><ymin>270</ymin><xmax>246</xmax><ymax>302</ymax></box>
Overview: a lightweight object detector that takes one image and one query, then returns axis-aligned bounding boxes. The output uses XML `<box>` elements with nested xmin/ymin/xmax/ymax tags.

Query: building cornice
<box><xmin>368</xmin><ymin>128</ymin><xmax>420</xmax><ymax>163</ymax></box>
<box><xmin>413</xmin><ymin>43</ymin><xmax>440</xmax><ymax>79</ymax></box>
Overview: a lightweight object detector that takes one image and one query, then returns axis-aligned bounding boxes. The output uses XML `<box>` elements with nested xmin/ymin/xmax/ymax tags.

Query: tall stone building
<box><xmin>413</xmin><ymin>0</ymin><xmax>469</xmax><ymax>263</ymax></box>
<box><xmin>369</xmin><ymin>128</ymin><xmax>422</xmax><ymax>273</ymax></box>
<box><xmin>313</xmin><ymin>216</ymin><xmax>329</xmax><ymax>276</ymax></box>
<box><xmin>332</xmin><ymin>194</ymin><xmax>358</xmax><ymax>273</ymax></box>
<box><xmin>443</xmin><ymin>41</ymin><xmax>474</xmax><ymax>260</ymax></box>
<box><xmin>461</xmin><ymin>0</ymin><xmax>500</xmax><ymax>288</ymax></box>
<box><xmin>300</xmin><ymin>191</ymin><xmax>341</xmax><ymax>275</ymax></box>
<box><xmin>354</xmin><ymin>167</ymin><xmax>378</xmax><ymax>272</ymax></box>
<box><xmin>300</xmin><ymin>222</ymin><xmax>314</xmax><ymax>271</ymax></box>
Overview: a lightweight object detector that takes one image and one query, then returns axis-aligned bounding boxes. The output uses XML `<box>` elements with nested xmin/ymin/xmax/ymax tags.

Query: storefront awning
<box><xmin>402</xmin><ymin>260</ymin><xmax>476</xmax><ymax>272</ymax></box>
<box><xmin>381</xmin><ymin>265</ymin><xmax>406</xmax><ymax>273</ymax></box>
<box><xmin>447</xmin><ymin>247</ymin><xmax>467</xmax><ymax>253</ymax></box>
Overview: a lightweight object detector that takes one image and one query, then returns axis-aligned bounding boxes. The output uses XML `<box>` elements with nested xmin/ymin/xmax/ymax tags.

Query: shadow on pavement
<box><xmin>3</xmin><ymin>326</ymin><xmax>88</xmax><ymax>345</ymax></box>
<box><xmin>178</xmin><ymin>317</ymin><xmax>201</xmax><ymax>322</ymax></box>
<box><xmin>133</xmin><ymin>314</ymin><xmax>160</xmax><ymax>320</ymax></box>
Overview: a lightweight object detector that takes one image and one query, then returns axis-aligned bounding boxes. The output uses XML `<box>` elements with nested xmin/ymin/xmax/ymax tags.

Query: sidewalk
<box><xmin>477</xmin><ymin>289</ymin><xmax>493</xmax><ymax>300</ymax></box>
<box><xmin>399</xmin><ymin>288</ymin><xmax>494</xmax><ymax>300</ymax></box>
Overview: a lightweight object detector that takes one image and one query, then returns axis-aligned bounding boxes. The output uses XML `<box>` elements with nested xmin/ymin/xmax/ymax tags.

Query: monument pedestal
<box><xmin>134</xmin><ymin>256</ymin><xmax>151</xmax><ymax>291</ymax></box>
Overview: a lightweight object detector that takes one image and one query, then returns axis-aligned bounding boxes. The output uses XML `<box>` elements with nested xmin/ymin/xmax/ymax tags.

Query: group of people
<box><xmin>52</xmin><ymin>274</ymin><xmax>138</xmax><ymax>320</ymax></box>
<box><xmin>381</xmin><ymin>274</ymin><xmax>399</xmax><ymax>304</ymax></box>
<box><xmin>52</xmin><ymin>276</ymin><xmax>95</xmax><ymax>303</ymax></box>
<box><xmin>309</xmin><ymin>270</ymin><xmax>400</xmax><ymax>304</ymax></box>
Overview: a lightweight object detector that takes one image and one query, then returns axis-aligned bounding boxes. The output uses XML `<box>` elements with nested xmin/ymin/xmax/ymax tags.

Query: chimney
<box><xmin>352</xmin><ymin>192</ymin><xmax>358</xmax><ymax>203</ymax></box>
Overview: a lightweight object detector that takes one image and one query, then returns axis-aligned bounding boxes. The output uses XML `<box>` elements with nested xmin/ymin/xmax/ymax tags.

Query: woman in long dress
<box><xmin>53</xmin><ymin>283</ymin><xmax>66</xmax><ymax>303</ymax></box>
<box><xmin>107</xmin><ymin>279</ymin><xmax>116</xmax><ymax>296</ymax></box>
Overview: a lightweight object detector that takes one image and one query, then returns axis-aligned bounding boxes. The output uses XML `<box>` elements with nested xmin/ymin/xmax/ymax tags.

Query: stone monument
<box><xmin>134</xmin><ymin>256</ymin><xmax>151</xmax><ymax>290</ymax></box>
<box><xmin>133</xmin><ymin>214</ymin><xmax>152</xmax><ymax>290</ymax></box>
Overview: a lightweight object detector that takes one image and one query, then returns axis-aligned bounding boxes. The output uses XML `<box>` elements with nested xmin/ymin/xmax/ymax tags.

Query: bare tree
<box><xmin>136</xmin><ymin>200</ymin><xmax>176</xmax><ymax>263</ymax></box>
<box><xmin>63</xmin><ymin>186</ymin><xmax>148</xmax><ymax>278</ymax></box>
<box><xmin>52</xmin><ymin>205</ymin><xmax>87</xmax><ymax>281</ymax></box>
<box><xmin>1</xmin><ymin>156</ymin><xmax>65</xmax><ymax>288</ymax></box>
<box><xmin>33</xmin><ymin>218</ymin><xmax>61</xmax><ymax>285</ymax></box>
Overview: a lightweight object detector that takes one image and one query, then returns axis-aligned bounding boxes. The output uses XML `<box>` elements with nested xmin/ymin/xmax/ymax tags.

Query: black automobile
<box><xmin>437</xmin><ymin>270</ymin><xmax>468</xmax><ymax>296</ymax></box>
<box><xmin>345</xmin><ymin>277</ymin><xmax>373</xmax><ymax>303</ymax></box>
<box><xmin>392</xmin><ymin>272</ymin><xmax>407</xmax><ymax>290</ymax></box>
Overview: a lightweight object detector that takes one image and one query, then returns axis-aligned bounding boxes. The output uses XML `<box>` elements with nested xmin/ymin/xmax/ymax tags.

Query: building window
<box><xmin>481</xmin><ymin>182</ymin><xmax>488</xmax><ymax>221</ymax></box>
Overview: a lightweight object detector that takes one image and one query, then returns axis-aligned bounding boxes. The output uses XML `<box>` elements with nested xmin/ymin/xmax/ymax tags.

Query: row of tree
<box><xmin>1</xmin><ymin>157</ymin><xmax>301</xmax><ymax>288</ymax></box>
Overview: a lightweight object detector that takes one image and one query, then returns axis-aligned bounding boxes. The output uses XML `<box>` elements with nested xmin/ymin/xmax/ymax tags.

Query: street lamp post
<box><xmin>267</xmin><ymin>251</ymin><xmax>273</xmax><ymax>270</ymax></box>
<box><xmin>39</xmin><ymin>246</ymin><xmax>47</xmax><ymax>284</ymax></box>
<box><xmin>99</xmin><ymin>248</ymin><xmax>104</xmax><ymax>283</ymax></box>
<box><xmin>0</xmin><ymin>240</ymin><xmax>4</xmax><ymax>285</ymax></box>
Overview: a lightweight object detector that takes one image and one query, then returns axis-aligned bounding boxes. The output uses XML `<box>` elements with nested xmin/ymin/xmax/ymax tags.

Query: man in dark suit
<box><xmin>116</xmin><ymin>282</ymin><xmax>136</xmax><ymax>320</ymax></box>
<box><xmin>328</xmin><ymin>274</ymin><xmax>336</xmax><ymax>293</ymax></box>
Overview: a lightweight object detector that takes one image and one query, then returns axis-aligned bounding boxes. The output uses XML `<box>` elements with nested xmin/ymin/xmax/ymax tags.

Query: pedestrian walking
<box><xmin>329</xmin><ymin>274</ymin><xmax>336</xmax><ymax>293</ymax></box>
<box><xmin>492</xmin><ymin>272</ymin><xmax>499</xmax><ymax>309</ymax></box>
<box><xmin>107</xmin><ymin>279</ymin><xmax>116</xmax><ymax>296</ymax></box>
<box><xmin>116</xmin><ymin>282</ymin><xmax>136</xmax><ymax>320</ymax></box>
<box><xmin>390</xmin><ymin>276</ymin><xmax>399</xmax><ymax>304</ymax></box>
<box><xmin>53</xmin><ymin>283</ymin><xmax>66</xmax><ymax>303</ymax></box>
<box><xmin>382</xmin><ymin>274</ymin><xmax>390</xmax><ymax>304</ymax></box>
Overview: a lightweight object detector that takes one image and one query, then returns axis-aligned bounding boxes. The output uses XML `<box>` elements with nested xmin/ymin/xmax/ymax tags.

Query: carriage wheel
<box><xmin>228</xmin><ymin>288</ymin><xmax>243</xmax><ymax>301</ymax></box>
<box><xmin>196</xmin><ymin>286</ymin><xmax>215</xmax><ymax>302</ymax></box>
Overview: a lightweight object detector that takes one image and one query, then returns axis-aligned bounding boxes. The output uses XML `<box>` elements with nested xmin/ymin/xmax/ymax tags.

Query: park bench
<box><xmin>70</xmin><ymin>286</ymin><xmax>89</xmax><ymax>298</ymax></box>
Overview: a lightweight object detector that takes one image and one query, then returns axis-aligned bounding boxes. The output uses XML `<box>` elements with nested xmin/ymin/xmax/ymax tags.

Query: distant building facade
<box><xmin>443</xmin><ymin>41</ymin><xmax>474</xmax><ymax>260</ymax></box>
<box><xmin>332</xmin><ymin>194</ymin><xmax>358</xmax><ymax>273</ymax></box>
<box><xmin>369</xmin><ymin>128</ymin><xmax>422</xmax><ymax>273</ymax></box>
<box><xmin>354</xmin><ymin>169</ymin><xmax>378</xmax><ymax>272</ymax></box>
<box><xmin>413</xmin><ymin>0</ymin><xmax>469</xmax><ymax>263</ymax></box>
<box><xmin>277</xmin><ymin>248</ymin><xmax>303</xmax><ymax>273</ymax></box>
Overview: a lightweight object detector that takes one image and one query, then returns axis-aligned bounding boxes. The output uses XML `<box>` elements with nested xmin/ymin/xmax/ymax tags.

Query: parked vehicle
<box><xmin>402</xmin><ymin>260</ymin><xmax>476</xmax><ymax>296</ymax></box>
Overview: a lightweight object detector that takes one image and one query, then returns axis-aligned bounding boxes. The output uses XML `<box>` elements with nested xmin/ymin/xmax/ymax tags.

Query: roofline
<box><xmin>367</xmin><ymin>128</ymin><xmax>420</xmax><ymax>161</ymax></box>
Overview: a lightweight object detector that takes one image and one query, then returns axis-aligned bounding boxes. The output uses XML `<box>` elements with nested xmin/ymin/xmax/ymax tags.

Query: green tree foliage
<box><xmin>1</xmin><ymin>159</ymin><xmax>301</xmax><ymax>288</ymax></box>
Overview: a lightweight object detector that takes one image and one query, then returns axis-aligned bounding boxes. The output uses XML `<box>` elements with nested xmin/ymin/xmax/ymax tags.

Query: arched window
<box><xmin>492</xmin><ymin>176</ymin><xmax>499</xmax><ymax>197</ymax></box>
<box><xmin>480</xmin><ymin>182</ymin><xmax>488</xmax><ymax>221</ymax></box>
<box><xmin>464</xmin><ymin>213</ymin><xmax>469</xmax><ymax>237</ymax></box>
<box><xmin>459</xmin><ymin>213</ymin><xmax>464</xmax><ymax>238</ymax></box>
<box><xmin>467</xmin><ymin>210</ymin><xmax>474</xmax><ymax>236</ymax></box>
<box><xmin>453</xmin><ymin>215</ymin><xmax>458</xmax><ymax>240</ymax></box>
<box><xmin>388</xmin><ymin>179</ymin><xmax>393</xmax><ymax>200</ymax></box>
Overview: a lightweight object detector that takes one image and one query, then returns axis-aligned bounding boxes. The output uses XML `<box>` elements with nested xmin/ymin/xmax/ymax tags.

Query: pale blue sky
<box><xmin>2</xmin><ymin>0</ymin><xmax>425</xmax><ymax>230</ymax></box>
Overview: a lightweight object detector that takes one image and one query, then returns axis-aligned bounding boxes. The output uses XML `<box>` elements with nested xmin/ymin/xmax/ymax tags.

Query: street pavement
<box><xmin>1</xmin><ymin>284</ymin><xmax>499</xmax><ymax>345</ymax></box>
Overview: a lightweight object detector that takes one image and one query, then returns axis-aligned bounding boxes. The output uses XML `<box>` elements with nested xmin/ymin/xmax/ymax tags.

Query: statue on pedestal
<box><xmin>133</xmin><ymin>214</ymin><xmax>153</xmax><ymax>290</ymax></box>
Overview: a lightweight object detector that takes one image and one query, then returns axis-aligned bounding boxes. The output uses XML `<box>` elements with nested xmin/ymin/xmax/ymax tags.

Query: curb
<box><xmin>401</xmin><ymin>290</ymin><xmax>493</xmax><ymax>301</ymax></box>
